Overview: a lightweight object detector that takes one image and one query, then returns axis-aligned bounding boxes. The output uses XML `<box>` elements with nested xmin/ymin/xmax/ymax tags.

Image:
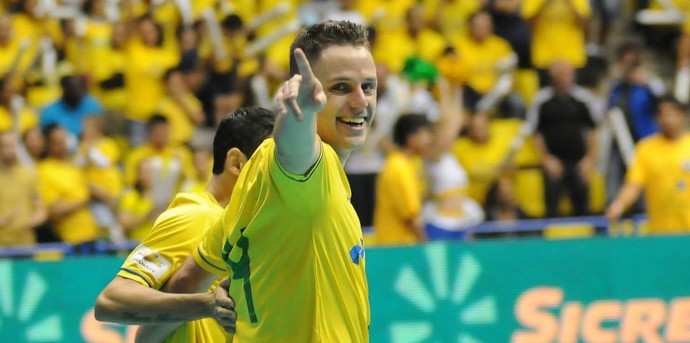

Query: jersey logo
<box><xmin>349</xmin><ymin>239</ymin><xmax>366</xmax><ymax>265</ymax></box>
<box><xmin>129</xmin><ymin>245</ymin><xmax>172</xmax><ymax>281</ymax></box>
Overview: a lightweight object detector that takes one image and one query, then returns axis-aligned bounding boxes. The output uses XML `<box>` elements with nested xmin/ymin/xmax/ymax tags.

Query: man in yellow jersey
<box><xmin>157</xmin><ymin>21</ymin><xmax>375</xmax><ymax>342</ymax></box>
<box><xmin>94</xmin><ymin>107</ymin><xmax>275</xmax><ymax>342</ymax></box>
<box><xmin>606</xmin><ymin>96</ymin><xmax>690</xmax><ymax>234</ymax></box>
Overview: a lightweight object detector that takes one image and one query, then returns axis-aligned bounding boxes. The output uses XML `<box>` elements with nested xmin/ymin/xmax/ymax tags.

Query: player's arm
<box><xmin>94</xmin><ymin>276</ymin><xmax>215</xmax><ymax>325</ymax></box>
<box><xmin>134</xmin><ymin>256</ymin><xmax>234</xmax><ymax>343</ymax></box>
<box><xmin>605</xmin><ymin>182</ymin><xmax>643</xmax><ymax>222</ymax></box>
<box><xmin>273</xmin><ymin>48</ymin><xmax>326</xmax><ymax>175</ymax></box>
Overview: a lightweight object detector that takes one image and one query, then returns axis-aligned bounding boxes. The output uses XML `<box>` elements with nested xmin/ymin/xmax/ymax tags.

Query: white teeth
<box><xmin>339</xmin><ymin>118</ymin><xmax>365</xmax><ymax>124</ymax></box>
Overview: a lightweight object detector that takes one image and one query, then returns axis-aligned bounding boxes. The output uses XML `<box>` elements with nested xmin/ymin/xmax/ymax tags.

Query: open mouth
<box><xmin>336</xmin><ymin>117</ymin><xmax>366</xmax><ymax>128</ymax></box>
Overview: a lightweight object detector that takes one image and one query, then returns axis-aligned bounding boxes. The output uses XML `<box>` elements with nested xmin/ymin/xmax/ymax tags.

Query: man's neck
<box><xmin>662</xmin><ymin>131</ymin><xmax>684</xmax><ymax>141</ymax></box>
<box><xmin>205</xmin><ymin>174</ymin><xmax>234</xmax><ymax>207</ymax></box>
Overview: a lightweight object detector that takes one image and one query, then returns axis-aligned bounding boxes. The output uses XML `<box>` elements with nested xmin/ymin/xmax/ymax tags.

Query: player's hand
<box><xmin>211</xmin><ymin>278</ymin><xmax>236</xmax><ymax>333</ymax></box>
<box><xmin>275</xmin><ymin>48</ymin><xmax>326</xmax><ymax>121</ymax></box>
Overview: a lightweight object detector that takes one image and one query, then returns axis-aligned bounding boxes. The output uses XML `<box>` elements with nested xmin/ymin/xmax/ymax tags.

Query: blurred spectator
<box><xmin>11</xmin><ymin>0</ymin><xmax>64</xmax><ymax>72</ymax></box>
<box><xmin>604</xmin><ymin>42</ymin><xmax>662</xmax><ymax>208</ymax></box>
<box><xmin>521</xmin><ymin>0</ymin><xmax>591</xmax><ymax>86</ymax></box>
<box><xmin>422</xmin><ymin>81</ymin><xmax>484</xmax><ymax>241</ymax></box>
<box><xmin>118</xmin><ymin>159</ymin><xmax>156</xmax><ymax>241</ymax></box>
<box><xmin>374</xmin><ymin>114</ymin><xmax>432</xmax><ymax>245</ymax></box>
<box><xmin>18</xmin><ymin>126</ymin><xmax>43</xmax><ymax>166</ymax></box>
<box><xmin>484</xmin><ymin>176</ymin><xmax>529</xmax><ymax>221</ymax></box>
<box><xmin>125</xmin><ymin>14</ymin><xmax>179</xmax><ymax>147</ymax></box>
<box><xmin>38</xmin><ymin>124</ymin><xmax>99</xmax><ymax>249</ymax></box>
<box><xmin>40</xmin><ymin>75</ymin><xmax>102</xmax><ymax>139</ymax></box>
<box><xmin>0</xmin><ymin>14</ymin><xmax>27</xmax><ymax>77</ymax></box>
<box><xmin>157</xmin><ymin>68</ymin><xmax>204</xmax><ymax>146</ymax></box>
<box><xmin>455</xmin><ymin>10</ymin><xmax>520</xmax><ymax>117</ymax></box>
<box><xmin>357</xmin><ymin>0</ymin><xmax>416</xmax><ymax>33</ymax></box>
<box><xmin>345</xmin><ymin>64</ymin><xmax>407</xmax><ymax>227</ymax></box>
<box><xmin>124</xmin><ymin>115</ymin><xmax>194</xmax><ymax>212</ymax></box>
<box><xmin>452</xmin><ymin>113</ymin><xmax>505</xmax><ymax>206</ymax></box>
<box><xmin>181</xmin><ymin>146</ymin><xmax>212</xmax><ymax>193</ymax></box>
<box><xmin>0</xmin><ymin>131</ymin><xmax>45</xmax><ymax>246</ymax></box>
<box><xmin>92</xmin><ymin>21</ymin><xmax>128</xmax><ymax>116</ymax></box>
<box><xmin>0</xmin><ymin>77</ymin><xmax>37</xmax><ymax>133</ymax></box>
<box><xmin>200</xmin><ymin>14</ymin><xmax>246</xmax><ymax>123</ymax></box>
<box><xmin>75</xmin><ymin>115</ymin><xmax>124</xmax><ymax>243</ymax></box>
<box><xmin>323</xmin><ymin>0</ymin><xmax>366</xmax><ymax>25</ymax></box>
<box><xmin>606</xmin><ymin>96</ymin><xmax>690</xmax><ymax>234</ymax></box>
<box><xmin>489</xmin><ymin>0</ymin><xmax>539</xmax><ymax>104</ymax></box>
<box><xmin>528</xmin><ymin>61</ymin><xmax>601</xmax><ymax>217</ymax></box>
<box><xmin>373</xmin><ymin>5</ymin><xmax>447</xmax><ymax>74</ymax></box>
<box><xmin>423</xmin><ymin>0</ymin><xmax>485</xmax><ymax>41</ymax></box>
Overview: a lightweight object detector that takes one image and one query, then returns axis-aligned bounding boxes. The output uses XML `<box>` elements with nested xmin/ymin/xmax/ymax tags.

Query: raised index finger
<box><xmin>294</xmin><ymin>48</ymin><xmax>316</xmax><ymax>85</ymax></box>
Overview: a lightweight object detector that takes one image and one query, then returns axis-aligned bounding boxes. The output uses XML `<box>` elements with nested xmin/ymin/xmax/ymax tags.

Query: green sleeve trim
<box><xmin>273</xmin><ymin>143</ymin><xmax>324</xmax><ymax>183</ymax></box>
<box><xmin>195</xmin><ymin>246</ymin><xmax>227</xmax><ymax>274</ymax></box>
<box><xmin>118</xmin><ymin>268</ymin><xmax>154</xmax><ymax>288</ymax></box>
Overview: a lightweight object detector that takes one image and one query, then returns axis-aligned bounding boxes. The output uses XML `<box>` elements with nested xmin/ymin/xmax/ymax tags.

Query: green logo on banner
<box><xmin>0</xmin><ymin>260</ymin><xmax>63</xmax><ymax>342</ymax></box>
<box><xmin>389</xmin><ymin>244</ymin><xmax>498</xmax><ymax>343</ymax></box>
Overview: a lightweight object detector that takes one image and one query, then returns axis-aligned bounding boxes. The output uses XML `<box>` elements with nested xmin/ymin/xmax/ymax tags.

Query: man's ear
<box><xmin>224</xmin><ymin>147</ymin><xmax>248</xmax><ymax>176</ymax></box>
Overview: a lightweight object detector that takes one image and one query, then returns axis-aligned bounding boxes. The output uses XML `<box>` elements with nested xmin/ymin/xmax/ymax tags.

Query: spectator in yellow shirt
<box><xmin>373</xmin><ymin>5</ymin><xmax>447</xmax><ymax>74</ymax></box>
<box><xmin>38</xmin><ymin>124</ymin><xmax>100</xmax><ymax>250</ymax></box>
<box><xmin>0</xmin><ymin>77</ymin><xmax>37</xmax><ymax>134</ymax></box>
<box><xmin>456</xmin><ymin>10</ymin><xmax>520</xmax><ymax>117</ymax></box>
<box><xmin>124</xmin><ymin>115</ymin><xmax>195</xmax><ymax>212</ymax></box>
<box><xmin>125</xmin><ymin>15</ymin><xmax>179</xmax><ymax>146</ymax></box>
<box><xmin>75</xmin><ymin>115</ymin><xmax>124</xmax><ymax>242</ymax></box>
<box><xmin>521</xmin><ymin>0</ymin><xmax>590</xmax><ymax>85</ymax></box>
<box><xmin>118</xmin><ymin>159</ymin><xmax>156</xmax><ymax>241</ymax></box>
<box><xmin>0</xmin><ymin>131</ymin><xmax>46</xmax><ymax>246</ymax></box>
<box><xmin>374</xmin><ymin>114</ymin><xmax>433</xmax><ymax>246</ymax></box>
<box><xmin>157</xmin><ymin>68</ymin><xmax>204</xmax><ymax>146</ymax></box>
<box><xmin>607</xmin><ymin>96</ymin><xmax>690</xmax><ymax>234</ymax></box>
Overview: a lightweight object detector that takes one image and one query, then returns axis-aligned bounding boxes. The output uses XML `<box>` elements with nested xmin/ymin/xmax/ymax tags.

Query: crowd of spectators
<box><xmin>0</xmin><ymin>0</ymin><xmax>688</xmax><ymax>249</ymax></box>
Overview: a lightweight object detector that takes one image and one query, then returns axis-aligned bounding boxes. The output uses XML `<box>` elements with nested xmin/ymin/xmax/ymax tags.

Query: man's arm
<box><xmin>94</xmin><ymin>276</ymin><xmax>214</xmax><ymax>325</ymax></box>
<box><xmin>134</xmin><ymin>256</ymin><xmax>232</xmax><ymax>343</ymax></box>
<box><xmin>273</xmin><ymin>48</ymin><xmax>326</xmax><ymax>175</ymax></box>
<box><xmin>48</xmin><ymin>198</ymin><xmax>88</xmax><ymax>221</ymax></box>
<box><xmin>605</xmin><ymin>182</ymin><xmax>643</xmax><ymax>222</ymax></box>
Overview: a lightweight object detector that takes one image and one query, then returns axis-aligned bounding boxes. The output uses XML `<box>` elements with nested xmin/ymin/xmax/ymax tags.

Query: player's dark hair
<box><xmin>289</xmin><ymin>20</ymin><xmax>369</xmax><ymax>76</ymax></box>
<box><xmin>212</xmin><ymin>107</ymin><xmax>275</xmax><ymax>175</ymax></box>
<box><xmin>655</xmin><ymin>95</ymin><xmax>689</xmax><ymax>116</ymax></box>
<box><xmin>392</xmin><ymin>114</ymin><xmax>432</xmax><ymax>147</ymax></box>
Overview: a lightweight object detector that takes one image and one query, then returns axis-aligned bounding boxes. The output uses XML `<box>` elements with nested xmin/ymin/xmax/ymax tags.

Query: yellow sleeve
<box><xmin>193</xmin><ymin>215</ymin><xmax>229</xmax><ymax>276</ymax></box>
<box><xmin>626</xmin><ymin>144</ymin><xmax>647</xmax><ymax>186</ymax></box>
<box><xmin>521</xmin><ymin>0</ymin><xmax>545</xmax><ymax>19</ymax></box>
<box><xmin>118</xmin><ymin>203</ymin><xmax>221</xmax><ymax>288</ymax></box>
<box><xmin>124</xmin><ymin>148</ymin><xmax>144</xmax><ymax>186</ymax></box>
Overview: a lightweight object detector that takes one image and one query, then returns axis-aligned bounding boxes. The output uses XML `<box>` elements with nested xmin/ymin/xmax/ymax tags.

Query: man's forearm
<box><xmin>95</xmin><ymin>277</ymin><xmax>212</xmax><ymax>325</ymax></box>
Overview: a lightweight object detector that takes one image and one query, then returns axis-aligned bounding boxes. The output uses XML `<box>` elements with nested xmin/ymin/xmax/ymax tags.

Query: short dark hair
<box><xmin>392</xmin><ymin>114</ymin><xmax>432</xmax><ymax>147</ymax></box>
<box><xmin>147</xmin><ymin>114</ymin><xmax>168</xmax><ymax>131</ymax></box>
<box><xmin>289</xmin><ymin>20</ymin><xmax>369</xmax><ymax>76</ymax></box>
<box><xmin>211</xmin><ymin>107</ymin><xmax>275</xmax><ymax>175</ymax></box>
<box><xmin>221</xmin><ymin>14</ymin><xmax>243</xmax><ymax>31</ymax></box>
<box><xmin>656</xmin><ymin>95</ymin><xmax>689</xmax><ymax>116</ymax></box>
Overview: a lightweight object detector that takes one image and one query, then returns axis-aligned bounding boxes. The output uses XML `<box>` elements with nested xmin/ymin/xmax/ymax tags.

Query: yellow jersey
<box><xmin>627</xmin><ymin>134</ymin><xmax>690</xmax><ymax>233</ymax></box>
<box><xmin>0</xmin><ymin>164</ymin><xmax>41</xmax><ymax>246</ymax></box>
<box><xmin>124</xmin><ymin>144</ymin><xmax>195</xmax><ymax>187</ymax></box>
<box><xmin>194</xmin><ymin>138</ymin><xmax>370</xmax><ymax>342</ymax></box>
<box><xmin>124</xmin><ymin>40</ymin><xmax>179</xmax><ymax>121</ymax></box>
<box><xmin>117</xmin><ymin>191</ymin><xmax>227</xmax><ymax>343</ymax></box>
<box><xmin>118</xmin><ymin>189</ymin><xmax>155</xmax><ymax>241</ymax></box>
<box><xmin>374</xmin><ymin>149</ymin><xmax>427</xmax><ymax>245</ymax></box>
<box><xmin>455</xmin><ymin>33</ymin><xmax>514</xmax><ymax>94</ymax></box>
<box><xmin>157</xmin><ymin>95</ymin><xmax>203</xmax><ymax>146</ymax></box>
<box><xmin>77</xmin><ymin>138</ymin><xmax>123</xmax><ymax>200</ymax></box>
<box><xmin>37</xmin><ymin>158</ymin><xmax>99</xmax><ymax>243</ymax></box>
<box><xmin>521</xmin><ymin>0</ymin><xmax>590</xmax><ymax>68</ymax></box>
<box><xmin>373</xmin><ymin>28</ymin><xmax>447</xmax><ymax>74</ymax></box>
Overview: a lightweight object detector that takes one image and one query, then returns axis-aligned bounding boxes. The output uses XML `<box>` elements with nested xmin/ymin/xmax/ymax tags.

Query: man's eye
<box><xmin>362</xmin><ymin>84</ymin><xmax>377</xmax><ymax>94</ymax></box>
<box><xmin>331</xmin><ymin>84</ymin><xmax>350</xmax><ymax>92</ymax></box>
